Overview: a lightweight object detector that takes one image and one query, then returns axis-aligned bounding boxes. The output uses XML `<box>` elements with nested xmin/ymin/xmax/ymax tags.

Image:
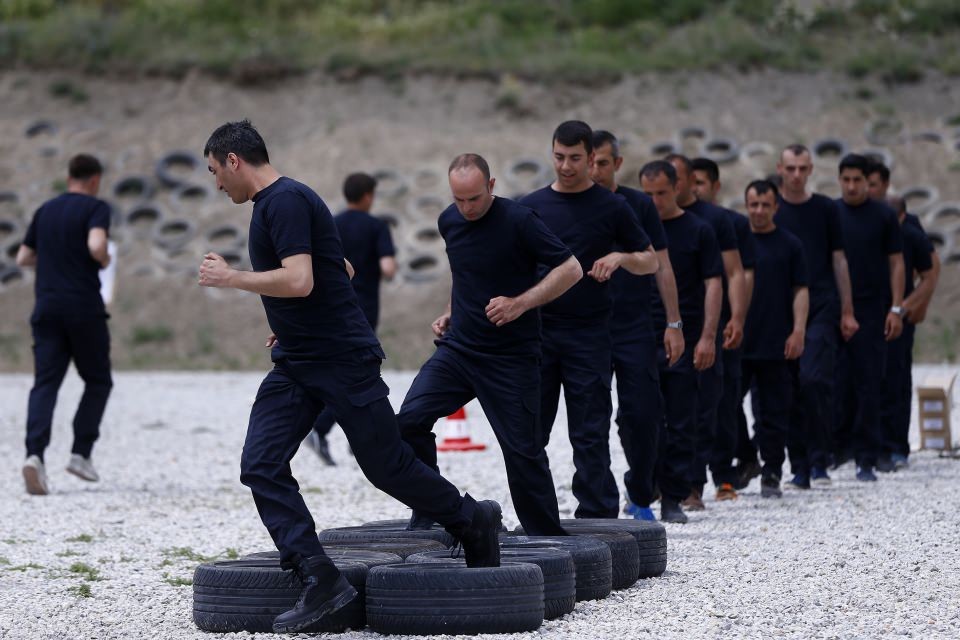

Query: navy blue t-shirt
<box><xmin>248</xmin><ymin>177</ymin><xmax>379</xmax><ymax>359</ymax></box>
<box><xmin>835</xmin><ymin>198</ymin><xmax>903</xmax><ymax>303</ymax></box>
<box><xmin>900</xmin><ymin>220</ymin><xmax>934</xmax><ymax>299</ymax></box>
<box><xmin>652</xmin><ymin>211</ymin><xmax>723</xmax><ymax>344</ymax></box>
<box><xmin>519</xmin><ymin>184</ymin><xmax>650</xmax><ymax>327</ymax></box>
<box><xmin>439</xmin><ymin>197</ymin><xmax>572</xmax><ymax>357</ymax></box>
<box><xmin>610</xmin><ymin>185</ymin><xmax>668</xmax><ymax>339</ymax></box>
<box><xmin>334</xmin><ymin>208</ymin><xmax>395</xmax><ymax>330</ymax></box>
<box><xmin>775</xmin><ymin>194</ymin><xmax>844</xmax><ymax>314</ymax></box>
<box><xmin>742</xmin><ymin>227</ymin><xmax>808</xmax><ymax>361</ymax></box>
<box><xmin>23</xmin><ymin>192</ymin><xmax>111</xmax><ymax>315</ymax></box>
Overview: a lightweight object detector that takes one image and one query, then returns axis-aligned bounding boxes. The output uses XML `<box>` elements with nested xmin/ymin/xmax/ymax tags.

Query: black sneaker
<box><xmin>273</xmin><ymin>560</ymin><xmax>357</xmax><ymax>633</ymax></box>
<box><xmin>406</xmin><ymin>510</ymin><xmax>436</xmax><ymax>531</ymax></box>
<box><xmin>660</xmin><ymin>498</ymin><xmax>688</xmax><ymax>524</ymax></box>
<box><xmin>304</xmin><ymin>432</ymin><xmax>336</xmax><ymax>466</ymax></box>
<box><xmin>734</xmin><ymin>460</ymin><xmax>761</xmax><ymax>490</ymax></box>
<box><xmin>458</xmin><ymin>500</ymin><xmax>502</xmax><ymax>568</ymax></box>
<box><xmin>760</xmin><ymin>476</ymin><xmax>782</xmax><ymax>499</ymax></box>
<box><xmin>875</xmin><ymin>457</ymin><xmax>896</xmax><ymax>473</ymax></box>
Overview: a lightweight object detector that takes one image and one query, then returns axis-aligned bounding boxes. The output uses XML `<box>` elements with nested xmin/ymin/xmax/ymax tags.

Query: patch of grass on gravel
<box><xmin>55</xmin><ymin>550</ymin><xmax>81</xmax><ymax>557</ymax></box>
<box><xmin>68</xmin><ymin>562</ymin><xmax>101</xmax><ymax>581</ymax></box>
<box><xmin>65</xmin><ymin>534</ymin><xmax>94</xmax><ymax>543</ymax></box>
<box><xmin>163</xmin><ymin>547</ymin><xmax>215</xmax><ymax>563</ymax></box>
<box><xmin>162</xmin><ymin>573</ymin><xmax>193</xmax><ymax>587</ymax></box>
<box><xmin>68</xmin><ymin>583</ymin><xmax>93</xmax><ymax>598</ymax></box>
<box><xmin>6</xmin><ymin>563</ymin><xmax>44</xmax><ymax>572</ymax></box>
<box><xmin>223</xmin><ymin>548</ymin><xmax>240</xmax><ymax>560</ymax></box>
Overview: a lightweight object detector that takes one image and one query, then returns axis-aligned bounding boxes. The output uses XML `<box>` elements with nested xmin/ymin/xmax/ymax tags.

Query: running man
<box><xmin>199</xmin><ymin>120</ymin><xmax>502</xmax><ymax>633</ymax></box>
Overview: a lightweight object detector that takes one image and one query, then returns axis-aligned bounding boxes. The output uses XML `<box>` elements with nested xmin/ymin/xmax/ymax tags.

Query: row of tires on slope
<box><xmin>192</xmin><ymin>518</ymin><xmax>667</xmax><ymax>635</ymax></box>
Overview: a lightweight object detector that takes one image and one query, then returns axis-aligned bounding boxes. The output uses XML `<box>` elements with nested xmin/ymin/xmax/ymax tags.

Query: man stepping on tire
<box><xmin>198</xmin><ymin>120</ymin><xmax>503</xmax><ymax>634</ymax></box>
<box><xmin>519</xmin><ymin>121</ymin><xmax>659</xmax><ymax>519</ymax></box>
<box><xmin>589</xmin><ymin>130</ymin><xmax>682</xmax><ymax>522</ymax></box>
<box><xmin>640</xmin><ymin>161</ymin><xmax>723</xmax><ymax>524</ymax></box>
<box><xmin>740</xmin><ymin>181</ymin><xmax>809</xmax><ymax>498</ymax></box>
<box><xmin>398</xmin><ymin>153</ymin><xmax>581</xmax><ymax>536</ymax></box>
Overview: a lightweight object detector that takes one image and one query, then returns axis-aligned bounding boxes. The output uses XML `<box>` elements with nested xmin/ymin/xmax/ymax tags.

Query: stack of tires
<box><xmin>192</xmin><ymin>517</ymin><xmax>667</xmax><ymax>634</ymax></box>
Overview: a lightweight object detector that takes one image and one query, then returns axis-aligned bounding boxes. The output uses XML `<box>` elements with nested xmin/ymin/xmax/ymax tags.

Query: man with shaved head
<box><xmin>398</xmin><ymin>153</ymin><xmax>582</xmax><ymax>535</ymax></box>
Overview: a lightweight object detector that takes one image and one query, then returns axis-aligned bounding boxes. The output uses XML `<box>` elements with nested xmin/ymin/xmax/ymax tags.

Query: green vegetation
<box><xmin>129</xmin><ymin>324</ymin><xmax>174</xmax><ymax>346</ymax></box>
<box><xmin>0</xmin><ymin>1</ymin><xmax>957</xmax><ymax>80</ymax></box>
<box><xmin>68</xmin><ymin>562</ymin><xmax>102</xmax><ymax>581</ymax></box>
<box><xmin>65</xmin><ymin>534</ymin><xmax>94</xmax><ymax>543</ymax></box>
<box><xmin>162</xmin><ymin>574</ymin><xmax>193</xmax><ymax>587</ymax></box>
<box><xmin>68</xmin><ymin>583</ymin><xmax>93</xmax><ymax>598</ymax></box>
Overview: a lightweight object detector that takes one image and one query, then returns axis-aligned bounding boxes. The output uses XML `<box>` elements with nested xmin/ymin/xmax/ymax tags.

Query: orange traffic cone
<box><xmin>436</xmin><ymin>406</ymin><xmax>486</xmax><ymax>452</ymax></box>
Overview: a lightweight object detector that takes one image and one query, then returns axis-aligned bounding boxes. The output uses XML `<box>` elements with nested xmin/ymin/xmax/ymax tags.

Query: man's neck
<box><xmin>249</xmin><ymin>164</ymin><xmax>281</xmax><ymax>200</ymax></box>
<box><xmin>780</xmin><ymin>186</ymin><xmax>811</xmax><ymax>205</ymax></box>
<box><xmin>661</xmin><ymin>207</ymin><xmax>684</xmax><ymax>222</ymax></box>
<box><xmin>552</xmin><ymin>178</ymin><xmax>593</xmax><ymax>194</ymax></box>
<box><xmin>751</xmin><ymin>223</ymin><xmax>776</xmax><ymax>234</ymax></box>
<box><xmin>677</xmin><ymin>194</ymin><xmax>697</xmax><ymax>209</ymax></box>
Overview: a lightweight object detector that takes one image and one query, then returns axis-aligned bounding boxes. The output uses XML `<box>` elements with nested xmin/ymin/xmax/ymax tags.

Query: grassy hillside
<box><xmin>1</xmin><ymin>0</ymin><xmax>958</xmax><ymax>81</ymax></box>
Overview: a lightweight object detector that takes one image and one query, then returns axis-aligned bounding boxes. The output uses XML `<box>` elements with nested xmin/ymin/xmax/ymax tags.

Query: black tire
<box><xmin>500</xmin><ymin>535</ymin><xmax>612</xmax><ymax>601</ymax></box>
<box><xmin>243</xmin><ymin>549</ymin><xmax>402</xmax><ymax>568</ymax></box>
<box><xmin>111</xmin><ymin>175</ymin><xmax>155</xmax><ymax>202</ymax></box>
<box><xmin>205</xmin><ymin>224</ymin><xmax>246</xmax><ymax>250</ymax></box>
<box><xmin>812</xmin><ymin>138</ymin><xmax>848</xmax><ymax>162</ymax></box>
<box><xmin>649</xmin><ymin>140</ymin><xmax>679</xmax><ymax>157</ymax></box>
<box><xmin>699</xmin><ymin>137</ymin><xmax>740</xmax><ymax>164</ymax></box>
<box><xmin>505</xmin><ymin>157</ymin><xmax>550</xmax><ymax>190</ymax></box>
<box><xmin>152</xmin><ymin>218</ymin><xmax>196</xmax><ymax>252</ymax></box>
<box><xmin>406</xmin><ymin>194</ymin><xmax>447</xmax><ymax>221</ymax></box>
<box><xmin>927</xmin><ymin>202</ymin><xmax>960</xmax><ymax>228</ymax></box>
<box><xmin>321</xmin><ymin>538</ymin><xmax>447</xmax><ymax>559</ymax></box>
<box><xmin>371</xmin><ymin>168</ymin><xmax>408</xmax><ymax>200</ymax></box>
<box><xmin>0</xmin><ymin>265</ymin><xmax>24</xmax><ymax>286</ymax></box>
<box><xmin>678</xmin><ymin>125</ymin><xmax>710</xmax><ymax>141</ymax></box>
<box><xmin>575</xmin><ymin>530</ymin><xmax>639</xmax><ymax>590</ymax></box>
<box><xmin>25</xmin><ymin>120</ymin><xmax>57</xmax><ymax>138</ymax></box>
<box><xmin>405</xmin><ymin>223</ymin><xmax>443</xmax><ymax>248</ymax></box>
<box><xmin>321</xmin><ymin>525</ymin><xmax>453</xmax><ymax>546</ymax></box>
<box><xmin>156</xmin><ymin>150</ymin><xmax>202</xmax><ymax>189</ymax></box>
<box><xmin>170</xmin><ymin>183</ymin><xmax>213</xmax><ymax>211</ymax></box>
<box><xmin>865</xmin><ymin>118</ymin><xmax>903</xmax><ymax>146</ymax></box>
<box><xmin>899</xmin><ymin>185</ymin><xmax>940</xmax><ymax>216</ymax></box>
<box><xmin>553</xmin><ymin>518</ymin><xmax>669</xmax><ymax>578</ymax></box>
<box><xmin>402</xmin><ymin>252</ymin><xmax>444</xmax><ymax>284</ymax></box>
<box><xmin>362</xmin><ymin>518</ymin><xmax>510</xmax><ymax>534</ymax></box>
<box><xmin>407</xmin><ymin>548</ymin><xmax>576</xmax><ymax>620</ymax></box>
<box><xmin>320</xmin><ymin>524</ymin><xmax>454</xmax><ymax>548</ymax></box>
<box><xmin>366</xmin><ymin>563</ymin><xmax>544</xmax><ymax>635</ymax></box>
<box><xmin>192</xmin><ymin>559</ymin><xmax>368</xmax><ymax>633</ymax></box>
<box><xmin>0</xmin><ymin>217</ymin><xmax>22</xmax><ymax>243</ymax></box>
<box><xmin>125</xmin><ymin>204</ymin><xmax>164</xmax><ymax>237</ymax></box>
<box><xmin>859</xmin><ymin>147</ymin><xmax>895</xmax><ymax>171</ymax></box>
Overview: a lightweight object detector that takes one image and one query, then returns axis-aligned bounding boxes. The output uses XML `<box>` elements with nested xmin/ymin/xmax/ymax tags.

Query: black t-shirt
<box><xmin>610</xmin><ymin>185</ymin><xmax>668</xmax><ymax>338</ymax></box>
<box><xmin>439</xmin><ymin>197</ymin><xmax>572</xmax><ymax>357</ymax></box>
<box><xmin>835</xmin><ymin>197</ymin><xmax>903</xmax><ymax>303</ymax></box>
<box><xmin>334</xmin><ymin>208</ymin><xmax>395</xmax><ymax>329</ymax></box>
<box><xmin>248</xmin><ymin>177</ymin><xmax>379</xmax><ymax>359</ymax></box>
<box><xmin>774</xmin><ymin>194</ymin><xmax>844</xmax><ymax>312</ymax></box>
<box><xmin>900</xmin><ymin>220</ymin><xmax>934</xmax><ymax>299</ymax></box>
<box><xmin>519</xmin><ymin>184</ymin><xmax>650</xmax><ymax>327</ymax></box>
<box><xmin>742</xmin><ymin>227</ymin><xmax>808</xmax><ymax>361</ymax></box>
<box><xmin>23</xmin><ymin>192</ymin><xmax>111</xmax><ymax>315</ymax></box>
<box><xmin>652</xmin><ymin>211</ymin><xmax>723</xmax><ymax>344</ymax></box>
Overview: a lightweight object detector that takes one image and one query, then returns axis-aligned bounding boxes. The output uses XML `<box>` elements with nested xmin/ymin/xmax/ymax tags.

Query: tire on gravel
<box><xmin>320</xmin><ymin>524</ymin><xmax>454</xmax><ymax>548</ymax></box>
<box><xmin>699</xmin><ymin>137</ymin><xmax>740</xmax><ymax>164</ymax></box>
<box><xmin>192</xmin><ymin>559</ymin><xmax>368</xmax><ymax>633</ymax></box>
<box><xmin>156</xmin><ymin>150</ymin><xmax>202</xmax><ymax>189</ymax></box>
<box><xmin>407</xmin><ymin>548</ymin><xmax>576</xmax><ymax>620</ymax></box>
<box><xmin>555</xmin><ymin>519</ymin><xmax>668</xmax><ymax>579</ymax></box>
<box><xmin>365</xmin><ymin>563</ymin><xmax>544</xmax><ymax>635</ymax></box>
<box><xmin>500</xmin><ymin>535</ymin><xmax>612</xmax><ymax>601</ymax></box>
<box><xmin>322</xmin><ymin>538</ymin><xmax>447</xmax><ymax>559</ymax></box>
<box><xmin>513</xmin><ymin>525</ymin><xmax>640</xmax><ymax>589</ymax></box>
<box><xmin>243</xmin><ymin>549</ymin><xmax>402</xmax><ymax>568</ymax></box>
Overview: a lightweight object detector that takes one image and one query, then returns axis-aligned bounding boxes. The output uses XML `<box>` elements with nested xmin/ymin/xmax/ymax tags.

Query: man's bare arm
<box><xmin>702</xmin><ymin>276</ymin><xmax>723</xmax><ymax>342</ymax></box>
<box><xmin>654</xmin><ymin>248</ymin><xmax>681</xmax><ymax>323</ymax></box>
<box><xmin>486</xmin><ymin>256</ymin><xmax>582</xmax><ymax>327</ymax></box>
<box><xmin>380</xmin><ymin>256</ymin><xmax>398</xmax><ymax>281</ymax></box>
<box><xmin>200</xmin><ymin>252</ymin><xmax>314</xmax><ymax>298</ymax></box>
<box><xmin>16</xmin><ymin>243</ymin><xmax>37</xmax><ymax>267</ymax></box>
<box><xmin>888</xmin><ymin>253</ymin><xmax>905</xmax><ymax>307</ymax></box>
<box><xmin>87</xmin><ymin>227</ymin><xmax>110</xmax><ymax>268</ymax></box>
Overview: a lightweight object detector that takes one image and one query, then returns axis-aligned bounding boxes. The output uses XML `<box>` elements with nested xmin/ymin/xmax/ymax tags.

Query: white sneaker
<box><xmin>66</xmin><ymin>454</ymin><xmax>99</xmax><ymax>482</ymax></box>
<box><xmin>23</xmin><ymin>455</ymin><xmax>50</xmax><ymax>495</ymax></box>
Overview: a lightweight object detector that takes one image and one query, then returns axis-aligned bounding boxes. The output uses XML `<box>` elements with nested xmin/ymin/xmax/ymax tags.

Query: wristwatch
<box><xmin>890</xmin><ymin>306</ymin><xmax>903</xmax><ymax>317</ymax></box>
<box><xmin>667</xmin><ymin>320</ymin><xmax>683</xmax><ymax>330</ymax></box>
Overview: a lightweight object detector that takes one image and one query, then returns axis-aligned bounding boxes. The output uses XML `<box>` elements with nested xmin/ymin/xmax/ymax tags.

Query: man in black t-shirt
<box><xmin>519</xmin><ymin>121</ymin><xmax>659</xmax><ymax>519</ymax></box>
<box><xmin>17</xmin><ymin>154</ymin><xmax>113</xmax><ymax>496</ymax></box>
<box><xmin>665</xmin><ymin>154</ymin><xmax>746</xmax><ymax>511</ymax></box>
<box><xmin>590</xmin><ymin>130</ymin><xmax>683</xmax><ymax>521</ymax></box>
<box><xmin>397</xmin><ymin>154</ymin><xmax>582</xmax><ymax>536</ymax></box>
<box><xmin>640</xmin><ymin>161</ymin><xmax>723</xmax><ymax>524</ymax></box>
<box><xmin>773</xmin><ymin>144</ymin><xmax>858</xmax><ymax>490</ymax></box>
<box><xmin>833</xmin><ymin>154</ymin><xmax>904</xmax><ymax>482</ymax></box>
<box><xmin>306</xmin><ymin>172</ymin><xmax>397</xmax><ymax>465</ymax></box>
<box><xmin>199</xmin><ymin>120</ymin><xmax>502</xmax><ymax>633</ymax></box>
<box><xmin>690</xmin><ymin>157</ymin><xmax>757</xmax><ymax>502</ymax></box>
<box><xmin>740</xmin><ymin>181</ymin><xmax>809</xmax><ymax>498</ymax></box>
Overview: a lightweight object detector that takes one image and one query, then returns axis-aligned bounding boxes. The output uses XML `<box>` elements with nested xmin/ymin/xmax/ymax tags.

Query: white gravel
<box><xmin>1</xmin><ymin>365</ymin><xmax>959</xmax><ymax>639</ymax></box>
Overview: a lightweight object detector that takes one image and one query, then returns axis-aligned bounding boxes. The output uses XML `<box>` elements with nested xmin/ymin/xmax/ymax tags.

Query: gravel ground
<box><xmin>1</xmin><ymin>366</ymin><xmax>959</xmax><ymax>639</ymax></box>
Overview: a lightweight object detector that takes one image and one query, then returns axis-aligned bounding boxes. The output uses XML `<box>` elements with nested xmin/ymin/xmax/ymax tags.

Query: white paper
<box><xmin>99</xmin><ymin>240</ymin><xmax>117</xmax><ymax>305</ymax></box>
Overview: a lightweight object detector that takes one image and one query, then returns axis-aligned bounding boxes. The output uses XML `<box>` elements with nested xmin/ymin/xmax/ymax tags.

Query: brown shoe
<box><xmin>715</xmin><ymin>483</ymin><xmax>738</xmax><ymax>501</ymax></box>
<box><xmin>680</xmin><ymin>486</ymin><xmax>705</xmax><ymax>511</ymax></box>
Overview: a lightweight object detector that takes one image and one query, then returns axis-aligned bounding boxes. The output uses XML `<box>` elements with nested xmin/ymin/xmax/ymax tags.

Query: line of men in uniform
<box><xmin>322</xmin><ymin>121</ymin><xmax>939</xmax><ymax>528</ymax></box>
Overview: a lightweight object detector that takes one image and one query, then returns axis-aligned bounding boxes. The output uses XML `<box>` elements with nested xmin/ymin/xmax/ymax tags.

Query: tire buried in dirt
<box><xmin>192</xmin><ymin>559</ymin><xmax>367</xmax><ymax>633</ymax></box>
<box><xmin>407</xmin><ymin>547</ymin><xmax>576</xmax><ymax>620</ymax></box>
<box><xmin>500</xmin><ymin>535</ymin><xmax>612</xmax><ymax>601</ymax></box>
<box><xmin>365</xmin><ymin>563</ymin><xmax>544</xmax><ymax>635</ymax></box>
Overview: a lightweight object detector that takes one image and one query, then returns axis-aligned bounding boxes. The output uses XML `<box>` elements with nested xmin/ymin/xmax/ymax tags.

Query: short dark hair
<box><xmin>866</xmin><ymin>161</ymin><xmax>891</xmax><ymax>183</ymax></box>
<box><xmin>553</xmin><ymin>120</ymin><xmax>593</xmax><ymax>154</ymax></box>
<box><xmin>68</xmin><ymin>154</ymin><xmax>103</xmax><ymax>180</ymax></box>
<box><xmin>663</xmin><ymin>153</ymin><xmax>693</xmax><ymax>175</ymax></box>
<box><xmin>745</xmin><ymin>179</ymin><xmax>780</xmax><ymax>201</ymax></box>
<box><xmin>887</xmin><ymin>195</ymin><xmax>906</xmax><ymax>215</ymax></box>
<box><xmin>690</xmin><ymin>157</ymin><xmax>720</xmax><ymax>183</ymax></box>
<box><xmin>781</xmin><ymin>144</ymin><xmax>810</xmax><ymax>159</ymax></box>
<box><xmin>591</xmin><ymin>130</ymin><xmax>620</xmax><ymax>158</ymax></box>
<box><xmin>838</xmin><ymin>153</ymin><xmax>871</xmax><ymax>177</ymax></box>
<box><xmin>448</xmin><ymin>153</ymin><xmax>491</xmax><ymax>181</ymax></box>
<box><xmin>342</xmin><ymin>173</ymin><xmax>377</xmax><ymax>203</ymax></box>
<box><xmin>765</xmin><ymin>172</ymin><xmax>784</xmax><ymax>188</ymax></box>
<box><xmin>203</xmin><ymin>119</ymin><xmax>270</xmax><ymax>166</ymax></box>
<box><xmin>639</xmin><ymin>160</ymin><xmax>678</xmax><ymax>186</ymax></box>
